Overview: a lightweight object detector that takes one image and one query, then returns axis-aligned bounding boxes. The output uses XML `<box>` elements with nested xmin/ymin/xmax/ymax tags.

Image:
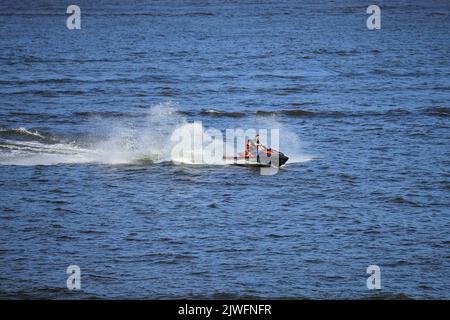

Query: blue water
<box><xmin>0</xmin><ymin>0</ymin><xmax>449</xmax><ymax>299</ymax></box>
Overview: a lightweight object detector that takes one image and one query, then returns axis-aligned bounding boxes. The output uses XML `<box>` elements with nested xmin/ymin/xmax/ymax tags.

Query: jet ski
<box><xmin>224</xmin><ymin>148</ymin><xmax>289</xmax><ymax>167</ymax></box>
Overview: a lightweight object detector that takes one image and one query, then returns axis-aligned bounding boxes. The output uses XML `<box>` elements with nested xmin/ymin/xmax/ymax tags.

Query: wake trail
<box><xmin>0</xmin><ymin>103</ymin><xmax>313</xmax><ymax>166</ymax></box>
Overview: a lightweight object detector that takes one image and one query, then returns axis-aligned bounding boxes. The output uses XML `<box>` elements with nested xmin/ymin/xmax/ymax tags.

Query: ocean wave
<box><xmin>388</xmin><ymin>196</ymin><xmax>422</xmax><ymax>207</ymax></box>
<box><xmin>0</xmin><ymin>78</ymin><xmax>79</xmax><ymax>85</ymax></box>
<box><xmin>371</xmin><ymin>69</ymin><xmax>433</xmax><ymax>77</ymax></box>
<box><xmin>65</xmin><ymin>108</ymin><xmax>434</xmax><ymax>120</ymax></box>
<box><xmin>366</xmin><ymin>293</ymin><xmax>414</xmax><ymax>300</ymax></box>
<box><xmin>0</xmin><ymin>11</ymin><xmax>214</xmax><ymax>18</ymax></box>
<box><xmin>197</xmin><ymin>108</ymin><xmax>415</xmax><ymax>118</ymax></box>
<box><xmin>422</xmin><ymin>106</ymin><xmax>450</xmax><ymax>117</ymax></box>
<box><xmin>73</xmin><ymin>111</ymin><xmax>144</xmax><ymax>118</ymax></box>
<box><xmin>2</xmin><ymin>55</ymin><xmax>127</xmax><ymax>66</ymax></box>
<box><xmin>3</xmin><ymin>89</ymin><xmax>87</xmax><ymax>97</ymax></box>
<box><xmin>91</xmin><ymin>11</ymin><xmax>215</xmax><ymax>17</ymax></box>
<box><xmin>199</xmin><ymin>109</ymin><xmax>245</xmax><ymax>118</ymax></box>
<box><xmin>255</xmin><ymin>110</ymin><xmax>317</xmax><ymax>117</ymax></box>
<box><xmin>312</xmin><ymin>48</ymin><xmax>361</xmax><ymax>56</ymax></box>
<box><xmin>0</xmin><ymin>127</ymin><xmax>47</xmax><ymax>140</ymax></box>
<box><xmin>7</xmin><ymin>105</ymin><xmax>436</xmax><ymax>127</ymax></box>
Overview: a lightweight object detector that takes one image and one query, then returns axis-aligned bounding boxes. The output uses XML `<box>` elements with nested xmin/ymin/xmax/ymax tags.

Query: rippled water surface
<box><xmin>0</xmin><ymin>0</ymin><xmax>449</xmax><ymax>299</ymax></box>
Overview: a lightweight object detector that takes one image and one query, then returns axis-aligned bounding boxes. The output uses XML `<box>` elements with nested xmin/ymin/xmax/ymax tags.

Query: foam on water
<box><xmin>0</xmin><ymin>126</ymin><xmax>47</xmax><ymax>140</ymax></box>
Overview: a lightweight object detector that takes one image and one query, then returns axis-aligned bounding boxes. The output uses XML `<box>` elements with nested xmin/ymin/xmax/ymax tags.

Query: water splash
<box><xmin>0</xmin><ymin>103</ymin><xmax>312</xmax><ymax>166</ymax></box>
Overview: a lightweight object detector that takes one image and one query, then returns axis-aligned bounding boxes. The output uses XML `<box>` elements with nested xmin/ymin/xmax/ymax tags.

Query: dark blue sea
<box><xmin>0</xmin><ymin>0</ymin><xmax>449</xmax><ymax>299</ymax></box>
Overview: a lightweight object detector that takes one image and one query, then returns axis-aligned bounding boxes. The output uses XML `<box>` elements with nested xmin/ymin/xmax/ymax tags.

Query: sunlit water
<box><xmin>0</xmin><ymin>0</ymin><xmax>449</xmax><ymax>299</ymax></box>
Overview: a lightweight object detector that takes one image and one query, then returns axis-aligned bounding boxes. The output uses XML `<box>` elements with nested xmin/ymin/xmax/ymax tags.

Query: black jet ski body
<box><xmin>257</xmin><ymin>149</ymin><xmax>289</xmax><ymax>167</ymax></box>
<box><xmin>226</xmin><ymin>149</ymin><xmax>289</xmax><ymax>167</ymax></box>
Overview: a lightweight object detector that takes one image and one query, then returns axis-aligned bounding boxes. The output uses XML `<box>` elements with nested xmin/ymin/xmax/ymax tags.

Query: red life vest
<box><xmin>245</xmin><ymin>140</ymin><xmax>254</xmax><ymax>157</ymax></box>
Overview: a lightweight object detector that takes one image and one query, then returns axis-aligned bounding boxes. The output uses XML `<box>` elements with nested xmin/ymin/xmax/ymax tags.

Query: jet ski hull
<box><xmin>259</xmin><ymin>151</ymin><xmax>289</xmax><ymax>167</ymax></box>
<box><xmin>225</xmin><ymin>150</ymin><xmax>289</xmax><ymax>167</ymax></box>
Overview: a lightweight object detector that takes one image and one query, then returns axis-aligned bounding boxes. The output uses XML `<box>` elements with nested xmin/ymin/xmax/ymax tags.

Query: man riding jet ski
<box><xmin>239</xmin><ymin>134</ymin><xmax>289</xmax><ymax>167</ymax></box>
